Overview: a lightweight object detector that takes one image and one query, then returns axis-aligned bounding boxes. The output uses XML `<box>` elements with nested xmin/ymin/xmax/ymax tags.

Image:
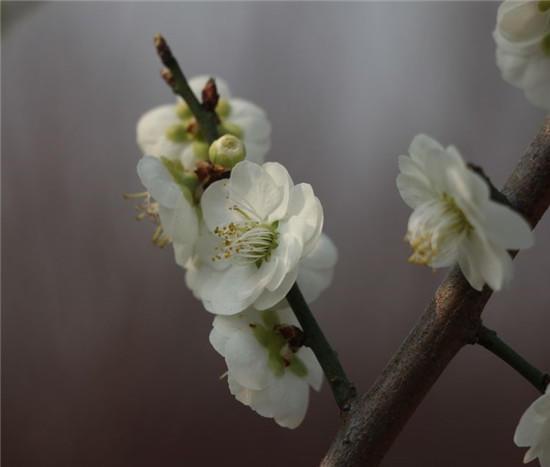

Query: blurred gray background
<box><xmin>2</xmin><ymin>2</ymin><xmax>549</xmax><ymax>466</ymax></box>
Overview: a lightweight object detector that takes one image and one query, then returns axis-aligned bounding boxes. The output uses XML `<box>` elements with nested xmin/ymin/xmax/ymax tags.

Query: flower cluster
<box><xmin>130</xmin><ymin>12</ymin><xmax>546</xmax><ymax>451</ymax></box>
<box><xmin>133</xmin><ymin>77</ymin><xmax>337</xmax><ymax>428</ymax></box>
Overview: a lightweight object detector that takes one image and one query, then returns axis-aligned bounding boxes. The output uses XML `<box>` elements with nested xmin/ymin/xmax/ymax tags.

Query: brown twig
<box><xmin>322</xmin><ymin>118</ymin><xmax>550</xmax><ymax>466</ymax></box>
<box><xmin>153</xmin><ymin>34</ymin><xmax>219</xmax><ymax>144</ymax></box>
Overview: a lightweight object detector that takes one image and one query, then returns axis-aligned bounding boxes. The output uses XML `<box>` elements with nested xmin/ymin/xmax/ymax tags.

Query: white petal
<box><xmin>263</xmin><ymin>162</ymin><xmax>293</xmax><ymax>221</ymax></box>
<box><xmin>228</xmin><ymin>376</ymin><xmax>254</xmax><ymax>407</ymax></box>
<box><xmin>465</xmin><ymin>233</ymin><xmax>513</xmax><ymax>291</ymax></box>
<box><xmin>137</xmin><ymin>156</ymin><xmax>180</xmax><ymax>208</ymax></box>
<box><xmin>205</xmin><ymin>265</ymin><xmax>268</xmax><ymax>315</ymax></box>
<box><xmin>180</xmin><ymin>144</ymin><xmax>199</xmax><ymax>170</ymax></box>
<box><xmin>136</xmin><ymin>105</ymin><xmax>179</xmax><ymax>155</ymax></box>
<box><xmin>201</xmin><ymin>179</ymin><xmax>238</xmax><ymax>232</ymax></box>
<box><xmin>285</xmin><ymin>184</ymin><xmax>324</xmax><ymax>256</ymax></box>
<box><xmin>229</xmin><ymin>161</ymin><xmax>285</xmax><ymax>221</ymax></box>
<box><xmin>497</xmin><ymin>1</ymin><xmax>548</xmax><ymax>43</ymax></box>
<box><xmin>158</xmin><ymin>197</ymin><xmax>198</xmax><ymax>247</ymax></box>
<box><xmin>254</xmin><ymin>268</ymin><xmax>298</xmax><ymax>311</ymax></box>
<box><xmin>273</xmin><ymin>373</ymin><xmax>310</xmax><ymax>429</ymax></box>
<box><xmin>230</xmin><ymin>98</ymin><xmax>272</xmax><ymax>142</ymax></box>
<box><xmin>297</xmin><ymin>347</ymin><xmax>323</xmax><ymax>391</ymax></box>
<box><xmin>484</xmin><ymin>201</ymin><xmax>534</xmax><ymax>250</ymax></box>
<box><xmin>457</xmin><ymin>248</ymin><xmax>485</xmax><ymax>291</ymax></box>
<box><xmin>224</xmin><ymin>329</ymin><xmax>270</xmax><ymax>390</ymax></box>
<box><xmin>243</xmin><ymin>139</ymin><xmax>271</xmax><ymax>164</ymax></box>
<box><xmin>396</xmin><ymin>173</ymin><xmax>434</xmax><ymax>209</ymax></box>
<box><xmin>173</xmin><ymin>242</ymin><xmax>194</xmax><ymax>268</ymax></box>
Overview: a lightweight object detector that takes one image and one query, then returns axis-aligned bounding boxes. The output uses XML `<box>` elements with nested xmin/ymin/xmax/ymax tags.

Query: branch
<box><xmin>153</xmin><ymin>34</ymin><xmax>219</xmax><ymax>144</ymax></box>
<box><xmin>322</xmin><ymin>118</ymin><xmax>550</xmax><ymax>466</ymax></box>
<box><xmin>287</xmin><ymin>283</ymin><xmax>357</xmax><ymax>411</ymax></box>
<box><xmin>477</xmin><ymin>325</ymin><xmax>549</xmax><ymax>393</ymax></box>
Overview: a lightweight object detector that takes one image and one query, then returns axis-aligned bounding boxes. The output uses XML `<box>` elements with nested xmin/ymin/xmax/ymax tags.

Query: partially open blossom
<box><xmin>494</xmin><ymin>0</ymin><xmax>550</xmax><ymax>111</ymax></box>
<box><xmin>397</xmin><ymin>134</ymin><xmax>534</xmax><ymax>291</ymax></box>
<box><xmin>188</xmin><ymin>160</ymin><xmax>323</xmax><ymax>315</ymax></box>
<box><xmin>137</xmin><ymin>156</ymin><xmax>199</xmax><ymax>264</ymax></box>
<box><xmin>209</xmin><ymin>307</ymin><xmax>323</xmax><ymax>429</ymax></box>
<box><xmin>136</xmin><ymin>76</ymin><xmax>271</xmax><ymax>168</ymax></box>
<box><xmin>514</xmin><ymin>385</ymin><xmax>550</xmax><ymax>465</ymax></box>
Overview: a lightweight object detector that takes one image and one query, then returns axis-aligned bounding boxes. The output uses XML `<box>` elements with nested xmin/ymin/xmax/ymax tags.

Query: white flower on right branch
<box><xmin>397</xmin><ymin>134</ymin><xmax>534</xmax><ymax>291</ymax></box>
<box><xmin>514</xmin><ymin>385</ymin><xmax>550</xmax><ymax>465</ymax></box>
<box><xmin>494</xmin><ymin>0</ymin><xmax>550</xmax><ymax>111</ymax></box>
<box><xmin>209</xmin><ymin>307</ymin><xmax>323</xmax><ymax>429</ymax></box>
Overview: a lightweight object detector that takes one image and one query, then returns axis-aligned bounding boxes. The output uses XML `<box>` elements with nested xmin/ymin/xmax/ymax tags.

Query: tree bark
<box><xmin>322</xmin><ymin>118</ymin><xmax>550</xmax><ymax>466</ymax></box>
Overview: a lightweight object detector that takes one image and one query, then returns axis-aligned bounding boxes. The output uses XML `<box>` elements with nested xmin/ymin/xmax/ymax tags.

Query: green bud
<box><xmin>216</xmin><ymin>99</ymin><xmax>231</xmax><ymax>118</ymax></box>
<box><xmin>538</xmin><ymin>1</ymin><xmax>550</xmax><ymax>12</ymax></box>
<box><xmin>219</xmin><ymin>121</ymin><xmax>243</xmax><ymax>139</ymax></box>
<box><xmin>176</xmin><ymin>102</ymin><xmax>192</xmax><ymax>120</ymax></box>
<box><xmin>209</xmin><ymin>134</ymin><xmax>246</xmax><ymax>168</ymax></box>
<box><xmin>192</xmin><ymin>141</ymin><xmax>210</xmax><ymax>161</ymax></box>
<box><xmin>165</xmin><ymin>123</ymin><xmax>189</xmax><ymax>143</ymax></box>
<box><xmin>288</xmin><ymin>356</ymin><xmax>308</xmax><ymax>378</ymax></box>
<box><xmin>542</xmin><ymin>33</ymin><xmax>550</xmax><ymax>56</ymax></box>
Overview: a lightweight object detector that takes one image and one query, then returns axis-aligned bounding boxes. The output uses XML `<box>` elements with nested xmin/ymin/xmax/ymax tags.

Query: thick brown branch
<box><xmin>322</xmin><ymin>118</ymin><xmax>550</xmax><ymax>466</ymax></box>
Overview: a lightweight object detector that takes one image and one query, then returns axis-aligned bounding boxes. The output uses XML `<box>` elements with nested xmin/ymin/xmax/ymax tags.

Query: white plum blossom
<box><xmin>494</xmin><ymin>0</ymin><xmax>550</xmax><ymax>111</ymax></box>
<box><xmin>189</xmin><ymin>160</ymin><xmax>323</xmax><ymax>315</ymax></box>
<box><xmin>185</xmin><ymin>231</ymin><xmax>337</xmax><ymax>306</ymax></box>
<box><xmin>515</xmin><ymin>385</ymin><xmax>550</xmax><ymax>465</ymax></box>
<box><xmin>136</xmin><ymin>75</ymin><xmax>271</xmax><ymax>168</ymax></box>
<box><xmin>209</xmin><ymin>307</ymin><xmax>323</xmax><ymax>429</ymax></box>
<box><xmin>397</xmin><ymin>134</ymin><xmax>534</xmax><ymax>291</ymax></box>
<box><xmin>137</xmin><ymin>156</ymin><xmax>199</xmax><ymax>264</ymax></box>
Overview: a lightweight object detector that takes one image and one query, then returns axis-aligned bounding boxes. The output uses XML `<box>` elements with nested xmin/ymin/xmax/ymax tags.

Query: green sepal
<box><xmin>262</xmin><ymin>310</ymin><xmax>280</xmax><ymax>328</ymax></box>
<box><xmin>160</xmin><ymin>157</ymin><xmax>199</xmax><ymax>203</ymax></box>
<box><xmin>288</xmin><ymin>356</ymin><xmax>308</xmax><ymax>378</ymax></box>
<box><xmin>251</xmin><ymin>324</ymin><xmax>270</xmax><ymax>347</ymax></box>
<box><xmin>192</xmin><ymin>141</ymin><xmax>210</xmax><ymax>161</ymax></box>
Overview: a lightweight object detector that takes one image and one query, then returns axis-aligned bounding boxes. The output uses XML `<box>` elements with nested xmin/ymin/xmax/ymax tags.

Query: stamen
<box><xmin>406</xmin><ymin>194</ymin><xmax>471</xmax><ymax>266</ymax></box>
<box><xmin>212</xmin><ymin>221</ymin><xmax>279</xmax><ymax>265</ymax></box>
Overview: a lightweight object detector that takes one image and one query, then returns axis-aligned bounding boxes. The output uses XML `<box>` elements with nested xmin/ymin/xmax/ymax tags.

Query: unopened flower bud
<box><xmin>165</xmin><ymin>123</ymin><xmax>189</xmax><ymax>143</ymax></box>
<box><xmin>216</xmin><ymin>99</ymin><xmax>231</xmax><ymax>118</ymax></box>
<box><xmin>208</xmin><ymin>135</ymin><xmax>246</xmax><ymax>169</ymax></box>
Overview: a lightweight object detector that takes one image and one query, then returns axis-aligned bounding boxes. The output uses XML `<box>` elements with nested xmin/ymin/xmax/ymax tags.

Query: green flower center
<box><xmin>250</xmin><ymin>311</ymin><xmax>308</xmax><ymax>378</ymax></box>
<box><xmin>212</xmin><ymin>220</ymin><xmax>279</xmax><ymax>267</ymax></box>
